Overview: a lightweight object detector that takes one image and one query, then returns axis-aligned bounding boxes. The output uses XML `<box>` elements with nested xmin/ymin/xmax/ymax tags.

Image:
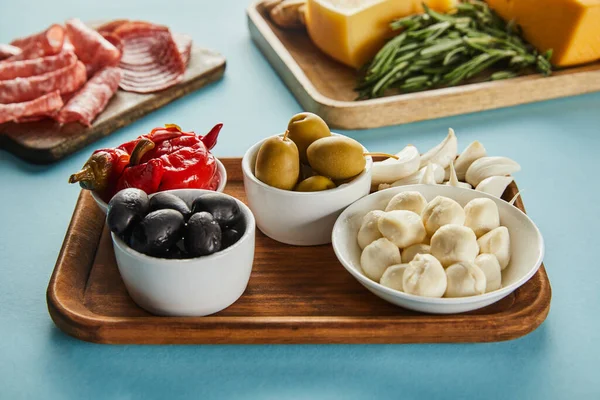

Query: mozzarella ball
<box><xmin>445</xmin><ymin>261</ymin><xmax>486</xmax><ymax>298</ymax></box>
<box><xmin>386</xmin><ymin>191</ymin><xmax>428</xmax><ymax>214</ymax></box>
<box><xmin>378</xmin><ymin>210</ymin><xmax>426</xmax><ymax>248</ymax></box>
<box><xmin>475</xmin><ymin>254</ymin><xmax>502</xmax><ymax>292</ymax></box>
<box><xmin>430</xmin><ymin>224</ymin><xmax>479</xmax><ymax>267</ymax></box>
<box><xmin>380</xmin><ymin>264</ymin><xmax>409</xmax><ymax>292</ymax></box>
<box><xmin>421</xmin><ymin>196</ymin><xmax>466</xmax><ymax>236</ymax></box>
<box><xmin>477</xmin><ymin>226</ymin><xmax>511</xmax><ymax>270</ymax></box>
<box><xmin>402</xmin><ymin>254</ymin><xmax>447</xmax><ymax>298</ymax></box>
<box><xmin>357</xmin><ymin>210</ymin><xmax>385</xmax><ymax>249</ymax></box>
<box><xmin>464</xmin><ymin>198</ymin><xmax>500</xmax><ymax>237</ymax></box>
<box><xmin>360</xmin><ymin>238</ymin><xmax>402</xmax><ymax>281</ymax></box>
<box><xmin>401</xmin><ymin>243</ymin><xmax>431</xmax><ymax>263</ymax></box>
<box><xmin>422</xmin><ymin>234</ymin><xmax>432</xmax><ymax>245</ymax></box>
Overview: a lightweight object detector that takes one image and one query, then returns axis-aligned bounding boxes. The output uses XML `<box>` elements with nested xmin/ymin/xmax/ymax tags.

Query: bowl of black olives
<box><xmin>92</xmin><ymin>158</ymin><xmax>228</xmax><ymax>214</ymax></box>
<box><xmin>107</xmin><ymin>188</ymin><xmax>255</xmax><ymax>316</ymax></box>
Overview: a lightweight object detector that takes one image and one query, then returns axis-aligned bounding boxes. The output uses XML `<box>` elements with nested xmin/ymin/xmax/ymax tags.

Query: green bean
<box><xmin>356</xmin><ymin>0</ymin><xmax>553</xmax><ymax>99</ymax></box>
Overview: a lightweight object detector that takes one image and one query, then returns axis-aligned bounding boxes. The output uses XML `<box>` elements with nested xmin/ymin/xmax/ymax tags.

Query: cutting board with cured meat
<box><xmin>0</xmin><ymin>21</ymin><xmax>226</xmax><ymax>164</ymax></box>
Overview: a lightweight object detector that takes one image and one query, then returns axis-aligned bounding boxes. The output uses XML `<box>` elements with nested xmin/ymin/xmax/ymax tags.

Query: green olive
<box><xmin>255</xmin><ymin>133</ymin><xmax>300</xmax><ymax>190</ymax></box>
<box><xmin>307</xmin><ymin>136</ymin><xmax>366</xmax><ymax>180</ymax></box>
<box><xmin>300</xmin><ymin>163</ymin><xmax>317</xmax><ymax>181</ymax></box>
<box><xmin>295</xmin><ymin>176</ymin><xmax>336</xmax><ymax>192</ymax></box>
<box><xmin>333</xmin><ymin>176</ymin><xmax>356</xmax><ymax>186</ymax></box>
<box><xmin>287</xmin><ymin>112</ymin><xmax>331</xmax><ymax>164</ymax></box>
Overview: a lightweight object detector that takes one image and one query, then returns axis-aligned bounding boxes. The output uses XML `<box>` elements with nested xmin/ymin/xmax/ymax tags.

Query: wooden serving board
<box><xmin>247</xmin><ymin>1</ymin><xmax>600</xmax><ymax>130</ymax></box>
<box><xmin>0</xmin><ymin>47</ymin><xmax>225</xmax><ymax>164</ymax></box>
<box><xmin>47</xmin><ymin>158</ymin><xmax>551</xmax><ymax>344</ymax></box>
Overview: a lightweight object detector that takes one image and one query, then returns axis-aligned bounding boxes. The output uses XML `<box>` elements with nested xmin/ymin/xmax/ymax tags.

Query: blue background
<box><xmin>1</xmin><ymin>0</ymin><xmax>599</xmax><ymax>398</ymax></box>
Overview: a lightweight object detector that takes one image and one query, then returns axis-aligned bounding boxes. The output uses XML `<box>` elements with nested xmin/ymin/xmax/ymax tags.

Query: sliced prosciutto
<box><xmin>97</xmin><ymin>20</ymin><xmax>191</xmax><ymax>66</ymax></box>
<box><xmin>7</xmin><ymin>24</ymin><xmax>65</xmax><ymax>61</ymax></box>
<box><xmin>56</xmin><ymin>67</ymin><xmax>122</xmax><ymax>126</ymax></box>
<box><xmin>0</xmin><ymin>61</ymin><xmax>86</xmax><ymax>104</ymax></box>
<box><xmin>113</xmin><ymin>21</ymin><xmax>186</xmax><ymax>93</ymax></box>
<box><xmin>65</xmin><ymin>18</ymin><xmax>121</xmax><ymax>77</ymax></box>
<box><xmin>0</xmin><ymin>51</ymin><xmax>77</xmax><ymax>81</ymax></box>
<box><xmin>0</xmin><ymin>44</ymin><xmax>21</xmax><ymax>61</ymax></box>
<box><xmin>173</xmin><ymin>33</ymin><xmax>192</xmax><ymax>67</ymax></box>
<box><xmin>0</xmin><ymin>91</ymin><xmax>63</xmax><ymax>124</ymax></box>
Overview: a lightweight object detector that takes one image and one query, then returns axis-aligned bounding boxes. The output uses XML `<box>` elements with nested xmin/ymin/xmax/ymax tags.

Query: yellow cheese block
<box><xmin>487</xmin><ymin>0</ymin><xmax>600</xmax><ymax>67</ymax></box>
<box><xmin>306</xmin><ymin>0</ymin><xmax>458</xmax><ymax>69</ymax></box>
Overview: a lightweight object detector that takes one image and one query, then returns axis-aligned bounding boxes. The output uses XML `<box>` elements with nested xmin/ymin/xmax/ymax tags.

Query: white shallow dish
<box><xmin>332</xmin><ymin>184</ymin><xmax>545</xmax><ymax>314</ymax></box>
<box><xmin>93</xmin><ymin>158</ymin><xmax>227</xmax><ymax>213</ymax></box>
<box><xmin>111</xmin><ymin>189</ymin><xmax>255</xmax><ymax>317</ymax></box>
<box><xmin>242</xmin><ymin>133</ymin><xmax>373</xmax><ymax>246</ymax></box>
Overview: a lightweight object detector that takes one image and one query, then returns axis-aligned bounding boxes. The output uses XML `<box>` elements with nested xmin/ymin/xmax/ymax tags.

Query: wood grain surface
<box><xmin>0</xmin><ymin>47</ymin><xmax>225</xmax><ymax>164</ymax></box>
<box><xmin>247</xmin><ymin>1</ymin><xmax>600</xmax><ymax>130</ymax></box>
<box><xmin>47</xmin><ymin>158</ymin><xmax>551</xmax><ymax>344</ymax></box>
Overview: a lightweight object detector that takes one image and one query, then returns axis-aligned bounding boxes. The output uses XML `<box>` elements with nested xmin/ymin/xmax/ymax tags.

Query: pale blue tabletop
<box><xmin>1</xmin><ymin>0</ymin><xmax>599</xmax><ymax>398</ymax></box>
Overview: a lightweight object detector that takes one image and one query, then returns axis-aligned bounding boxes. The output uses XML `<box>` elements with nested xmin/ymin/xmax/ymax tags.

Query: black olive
<box><xmin>185</xmin><ymin>212</ymin><xmax>222</xmax><ymax>257</ymax></box>
<box><xmin>221</xmin><ymin>218</ymin><xmax>246</xmax><ymax>250</ymax></box>
<box><xmin>174</xmin><ymin>238</ymin><xmax>186</xmax><ymax>252</ymax></box>
<box><xmin>165</xmin><ymin>244</ymin><xmax>187</xmax><ymax>259</ymax></box>
<box><xmin>191</xmin><ymin>193</ymin><xmax>241</xmax><ymax>229</ymax></box>
<box><xmin>148</xmin><ymin>192</ymin><xmax>191</xmax><ymax>219</ymax></box>
<box><xmin>107</xmin><ymin>188</ymin><xmax>149</xmax><ymax>236</ymax></box>
<box><xmin>162</xmin><ymin>238</ymin><xmax>188</xmax><ymax>259</ymax></box>
<box><xmin>129</xmin><ymin>209</ymin><xmax>185</xmax><ymax>257</ymax></box>
<box><xmin>221</xmin><ymin>229</ymin><xmax>241</xmax><ymax>250</ymax></box>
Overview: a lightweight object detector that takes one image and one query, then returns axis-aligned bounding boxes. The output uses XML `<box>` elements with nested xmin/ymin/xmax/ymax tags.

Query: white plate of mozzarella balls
<box><xmin>331</xmin><ymin>185</ymin><xmax>544</xmax><ymax>314</ymax></box>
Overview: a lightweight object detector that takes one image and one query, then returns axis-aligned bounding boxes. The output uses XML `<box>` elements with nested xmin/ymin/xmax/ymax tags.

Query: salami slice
<box><xmin>113</xmin><ymin>21</ymin><xmax>185</xmax><ymax>93</ymax></box>
<box><xmin>0</xmin><ymin>51</ymin><xmax>77</xmax><ymax>81</ymax></box>
<box><xmin>173</xmin><ymin>33</ymin><xmax>192</xmax><ymax>67</ymax></box>
<box><xmin>56</xmin><ymin>67</ymin><xmax>122</xmax><ymax>126</ymax></box>
<box><xmin>96</xmin><ymin>19</ymin><xmax>129</xmax><ymax>35</ymax></box>
<box><xmin>7</xmin><ymin>24</ymin><xmax>65</xmax><ymax>61</ymax></box>
<box><xmin>62</xmin><ymin>36</ymin><xmax>75</xmax><ymax>53</ymax></box>
<box><xmin>0</xmin><ymin>60</ymin><xmax>86</xmax><ymax>104</ymax></box>
<box><xmin>0</xmin><ymin>91</ymin><xmax>63</xmax><ymax>124</ymax></box>
<box><xmin>65</xmin><ymin>18</ymin><xmax>121</xmax><ymax>77</ymax></box>
<box><xmin>100</xmin><ymin>33</ymin><xmax>123</xmax><ymax>54</ymax></box>
<box><xmin>0</xmin><ymin>44</ymin><xmax>21</xmax><ymax>61</ymax></box>
<box><xmin>10</xmin><ymin>24</ymin><xmax>63</xmax><ymax>49</ymax></box>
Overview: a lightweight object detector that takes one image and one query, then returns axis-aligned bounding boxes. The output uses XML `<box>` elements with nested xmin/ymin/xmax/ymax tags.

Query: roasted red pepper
<box><xmin>69</xmin><ymin>123</ymin><xmax>223</xmax><ymax>202</ymax></box>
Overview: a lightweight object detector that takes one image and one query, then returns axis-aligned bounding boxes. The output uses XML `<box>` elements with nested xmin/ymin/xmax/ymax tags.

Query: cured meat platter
<box><xmin>47</xmin><ymin>158</ymin><xmax>551</xmax><ymax>344</ymax></box>
<box><xmin>0</xmin><ymin>20</ymin><xmax>226</xmax><ymax>164</ymax></box>
<box><xmin>247</xmin><ymin>1</ymin><xmax>600</xmax><ymax>130</ymax></box>
<box><xmin>0</xmin><ymin>47</ymin><xmax>225</xmax><ymax>163</ymax></box>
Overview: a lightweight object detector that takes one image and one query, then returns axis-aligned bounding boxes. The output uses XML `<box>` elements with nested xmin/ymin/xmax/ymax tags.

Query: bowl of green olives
<box><xmin>242</xmin><ymin>116</ymin><xmax>373</xmax><ymax>246</ymax></box>
<box><xmin>107</xmin><ymin>188</ymin><xmax>255</xmax><ymax>317</ymax></box>
<box><xmin>91</xmin><ymin>158</ymin><xmax>228</xmax><ymax>214</ymax></box>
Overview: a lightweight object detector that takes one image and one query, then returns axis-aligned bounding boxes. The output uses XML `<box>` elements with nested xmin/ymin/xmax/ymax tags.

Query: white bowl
<box><xmin>242</xmin><ymin>133</ymin><xmax>373</xmax><ymax>246</ymax></box>
<box><xmin>332</xmin><ymin>184</ymin><xmax>544</xmax><ymax>314</ymax></box>
<box><xmin>111</xmin><ymin>189</ymin><xmax>255</xmax><ymax>317</ymax></box>
<box><xmin>92</xmin><ymin>158</ymin><xmax>228</xmax><ymax>214</ymax></box>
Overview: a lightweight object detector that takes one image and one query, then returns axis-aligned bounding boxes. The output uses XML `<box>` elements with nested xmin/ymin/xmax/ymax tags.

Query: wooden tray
<box><xmin>47</xmin><ymin>158</ymin><xmax>551</xmax><ymax>344</ymax></box>
<box><xmin>0</xmin><ymin>47</ymin><xmax>225</xmax><ymax>164</ymax></box>
<box><xmin>247</xmin><ymin>1</ymin><xmax>600</xmax><ymax>130</ymax></box>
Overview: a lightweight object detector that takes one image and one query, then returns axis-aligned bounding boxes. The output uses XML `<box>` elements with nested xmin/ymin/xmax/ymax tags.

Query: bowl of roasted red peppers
<box><xmin>69</xmin><ymin>123</ymin><xmax>227</xmax><ymax>213</ymax></box>
<box><xmin>108</xmin><ymin>188</ymin><xmax>256</xmax><ymax>316</ymax></box>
